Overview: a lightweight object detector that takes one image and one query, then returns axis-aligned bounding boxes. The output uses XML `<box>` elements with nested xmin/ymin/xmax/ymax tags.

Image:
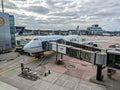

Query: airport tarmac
<box><xmin>0</xmin><ymin>80</ymin><xmax>20</xmax><ymax>90</ymax></box>
<box><xmin>0</xmin><ymin>53</ymin><xmax>106</xmax><ymax>90</ymax></box>
<box><xmin>0</xmin><ymin>35</ymin><xmax>120</xmax><ymax>90</ymax></box>
<box><xmin>78</xmin><ymin>35</ymin><xmax>120</xmax><ymax>49</ymax></box>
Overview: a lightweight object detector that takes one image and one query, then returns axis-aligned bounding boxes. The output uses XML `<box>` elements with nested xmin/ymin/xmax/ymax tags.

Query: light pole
<box><xmin>1</xmin><ymin>0</ymin><xmax>4</xmax><ymax>13</ymax></box>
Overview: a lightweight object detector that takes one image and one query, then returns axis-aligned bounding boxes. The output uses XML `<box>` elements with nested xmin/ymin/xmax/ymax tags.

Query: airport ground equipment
<box><xmin>15</xmin><ymin>47</ymin><xmax>23</xmax><ymax>52</ymax></box>
<box><xmin>20</xmin><ymin>63</ymin><xmax>39</xmax><ymax>81</ymax></box>
<box><xmin>42</xmin><ymin>41</ymin><xmax>120</xmax><ymax>81</ymax></box>
<box><xmin>34</xmin><ymin>53</ymin><xmax>44</xmax><ymax>59</ymax></box>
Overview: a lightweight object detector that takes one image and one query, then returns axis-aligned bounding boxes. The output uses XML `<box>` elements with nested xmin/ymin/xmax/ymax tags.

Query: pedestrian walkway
<box><xmin>90</xmin><ymin>70</ymin><xmax>120</xmax><ymax>90</ymax></box>
<box><xmin>0</xmin><ymin>81</ymin><xmax>20</xmax><ymax>90</ymax></box>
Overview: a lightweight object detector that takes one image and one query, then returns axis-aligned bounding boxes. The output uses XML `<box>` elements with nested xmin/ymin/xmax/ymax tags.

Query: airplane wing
<box><xmin>61</xmin><ymin>35</ymin><xmax>79</xmax><ymax>41</ymax></box>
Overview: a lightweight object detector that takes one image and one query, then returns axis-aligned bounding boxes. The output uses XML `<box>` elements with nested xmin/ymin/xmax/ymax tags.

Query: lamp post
<box><xmin>1</xmin><ymin>0</ymin><xmax>4</xmax><ymax>13</ymax></box>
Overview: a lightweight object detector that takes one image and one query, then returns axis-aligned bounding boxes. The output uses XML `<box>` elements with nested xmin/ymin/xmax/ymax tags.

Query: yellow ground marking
<box><xmin>0</xmin><ymin>51</ymin><xmax>55</xmax><ymax>76</ymax></box>
<box><xmin>44</xmin><ymin>51</ymin><xmax>55</xmax><ymax>57</ymax></box>
<box><xmin>0</xmin><ymin>58</ymin><xmax>34</xmax><ymax>76</ymax></box>
<box><xmin>32</xmin><ymin>51</ymin><xmax>55</xmax><ymax>60</ymax></box>
<box><xmin>31</xmin><ymin>57</ymin><xmax>39</xmax><ymax>61</ymax></box>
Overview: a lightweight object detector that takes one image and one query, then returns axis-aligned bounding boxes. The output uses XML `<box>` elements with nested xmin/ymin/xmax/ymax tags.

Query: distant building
<box><xmin>0</xmin><ymin>12</ymin><xmax>16</xmax><ymax>51</ymax></box>
<box><xmin>87</xmin><ymin>24</ymin><xmax>103</xmax><ymax>35</ymax></box>
<box><xmin>24</xmin><ymin>29</ymin><xmax>69</xmax><ymax>35</ymax></box>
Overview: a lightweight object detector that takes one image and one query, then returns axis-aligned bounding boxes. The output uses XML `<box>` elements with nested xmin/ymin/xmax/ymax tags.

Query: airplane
<box><xmin>23</xmin><ymin>35</ymin><xmax>79</xmax><ymax>55</ymax></box>
<box><xmin>23</xmin><ymin>25</ymin><xmax>103</xmax><ymax>55</ymax></box>
<box><xmin>23</xmin><ymin>34</ymin><xmax>104</xmax><ymax>56</ymax></box>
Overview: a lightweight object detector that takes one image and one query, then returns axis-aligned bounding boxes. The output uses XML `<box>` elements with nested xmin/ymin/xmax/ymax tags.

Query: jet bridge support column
<box><xmin>56</xmin><ymin>43</ymin><xmax>58</xmax><ymax>61</ymax></box>
<box><xmin>95</xmin><ymin>52</ymin><xmax>107</xmax><ymax>81</ymax></box>
<box><xmin>96</xmin><ymin>65</ymin><xmax>103</xmax><ymax>81</ymax></box>
<box><xmin>61</xmin><ymin>53</ymin><xmax>63</xmax><ymax>60</ymax></box>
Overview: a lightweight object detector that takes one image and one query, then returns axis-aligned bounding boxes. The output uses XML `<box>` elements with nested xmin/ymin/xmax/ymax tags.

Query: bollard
<box><xmin>48</xmin><ymin>70</ymin><xmax>51</xmax><ymax>74</ymax></box>
<box><xmin>44</xmin><ymin>73</ymin><xmax>47</xmax><ymax>77</ymax></box>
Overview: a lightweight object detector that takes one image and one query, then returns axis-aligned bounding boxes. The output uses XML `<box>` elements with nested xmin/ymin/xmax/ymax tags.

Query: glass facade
<box><xmin>9</xmin><ymin>15</ymin><xmax>16</xmax><ymax>48</ymax></box>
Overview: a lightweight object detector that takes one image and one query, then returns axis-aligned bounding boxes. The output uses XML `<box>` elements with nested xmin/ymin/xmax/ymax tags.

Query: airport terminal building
<box><xmin>0</xmin><ymin>12</ymin><xmax>16</xmax><ymax>51</ymax></box>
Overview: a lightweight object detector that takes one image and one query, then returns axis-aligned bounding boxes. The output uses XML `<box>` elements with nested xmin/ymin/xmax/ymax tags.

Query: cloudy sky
<box><xmin>1</xmin><ymin>0</ymin><xmax>120</xmax><ymax>30</ymax></box>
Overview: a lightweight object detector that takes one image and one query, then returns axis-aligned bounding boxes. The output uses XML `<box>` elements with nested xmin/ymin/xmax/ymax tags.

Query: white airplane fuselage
<box><xmin>23</xmin><ymin>35</ymin><xmax>78</xmax><ymax>54</ymax></box>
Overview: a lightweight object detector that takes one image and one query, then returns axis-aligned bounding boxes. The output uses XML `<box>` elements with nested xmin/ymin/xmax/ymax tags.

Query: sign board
<box><xmin>52</xmin><ymin>43</ymin><xmax>66</xmax><ymax>54</ymax></box>
<box><xmin>58</xmin><ymin>45</ymin><xmax>66</xmax><ymax>54</ymax></box>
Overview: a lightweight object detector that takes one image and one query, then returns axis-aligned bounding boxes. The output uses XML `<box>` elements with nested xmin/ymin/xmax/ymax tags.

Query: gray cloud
<box><xmin>2</xmin><ymin>0</ymin><xmax>120</xmax><ymax>30</ymax></box>
<box><xmin>23</xmin><ymin>6</ymin><xmax>49</xmax><ymax>14</ymax></box>
<box><xmin>4</xmin><ymin>1</ymin><xmax>18</xmax><ymax>9</ymax></box>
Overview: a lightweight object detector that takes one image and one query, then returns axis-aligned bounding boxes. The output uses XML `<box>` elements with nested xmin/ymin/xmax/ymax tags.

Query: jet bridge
<box><xmin>47</xmin><ymin>42</ymin><xmax>105</xmax><ymax>64</ymax></box>
<box><xmin>42</xmin><ymin>41</ymin><xmax>120</xmax><ymax>81</ymax></box>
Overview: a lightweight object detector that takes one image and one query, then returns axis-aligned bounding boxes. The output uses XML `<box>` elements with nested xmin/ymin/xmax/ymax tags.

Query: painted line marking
<box><xmin>0</xmin><ymin>59</ymin><xmax>34</xmax><ymax>76</ymax></box>
<box><xmin>0</xmin><ymin>52</ymin><xmax>54</xmax><ymax>76</ymax></box>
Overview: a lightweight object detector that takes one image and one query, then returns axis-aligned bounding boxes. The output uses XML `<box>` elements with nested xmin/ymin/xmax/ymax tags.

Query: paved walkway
<box><xmin>0</xmin><ymin>54</ymin><xmax>106</xmax><ymax>90</ymax></box>
<box><xmin>0</xmin><ymin>52</ymin><xmax>18</xmax><ymax>61</ymax></box>
<box><xmin>44</xmin><ymin>55</ymin><xmax>96</xmax><ymax>80</ymax></box>
<box><xmin>0</xmin><ymin>81</ymin><xmax>20</xmax><ymax>90</ymax></box>
<box><xmin>0</xmin><ymin>71</ymin><xmax>106</xmax><ymax>90</ymax></box>
<box><xmin>90</xmin><ymin>70</ymin><xmax>120</xmax><ymax>90</ymax></box>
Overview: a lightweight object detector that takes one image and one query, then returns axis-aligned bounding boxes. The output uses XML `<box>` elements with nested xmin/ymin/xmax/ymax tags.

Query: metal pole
<box><xmin>61</xmin><ymin>53</ymin><xmax>63</xmax><ymax>59</ymax></box>
<box><xmin>96</xmin><ymin>65</ymin><xmax>103</xmax><ymax>81</ymax></box>
<box><xmin>56</xmin><ymin>53</ymin><xmax>57</xmax><ymax>61</ymax></box>
<box><xmin>1</xmin><ymin>0</ymin><xmax>4</xmax><ymax>13</ymax></box>
<box><xmin>56</xmin><ymin>43</ymin><xmax>58</xmax><ymax>61</ymax></box>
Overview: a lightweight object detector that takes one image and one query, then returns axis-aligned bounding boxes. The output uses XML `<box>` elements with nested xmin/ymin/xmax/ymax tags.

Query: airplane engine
<box><xmin>93</xmin><ymin>44</ymin><xmax>98</xmax><ymax>47</ymax></box>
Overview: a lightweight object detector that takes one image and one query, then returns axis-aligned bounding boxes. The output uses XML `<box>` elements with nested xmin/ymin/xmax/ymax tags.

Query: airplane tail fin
<box><xmin>15</xmin><ymin>27</ymin><xmax>24</xmax><ymax>37</ymax></box>
<box><xmin>18</xmin><ymin>27</ymin><xmax>24</xmax><ymax>35</ymax></box>
<box><xmin>73</xmin><ymin>25</ymin><xmax>79</xmax><ymax>35</ymax></box>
